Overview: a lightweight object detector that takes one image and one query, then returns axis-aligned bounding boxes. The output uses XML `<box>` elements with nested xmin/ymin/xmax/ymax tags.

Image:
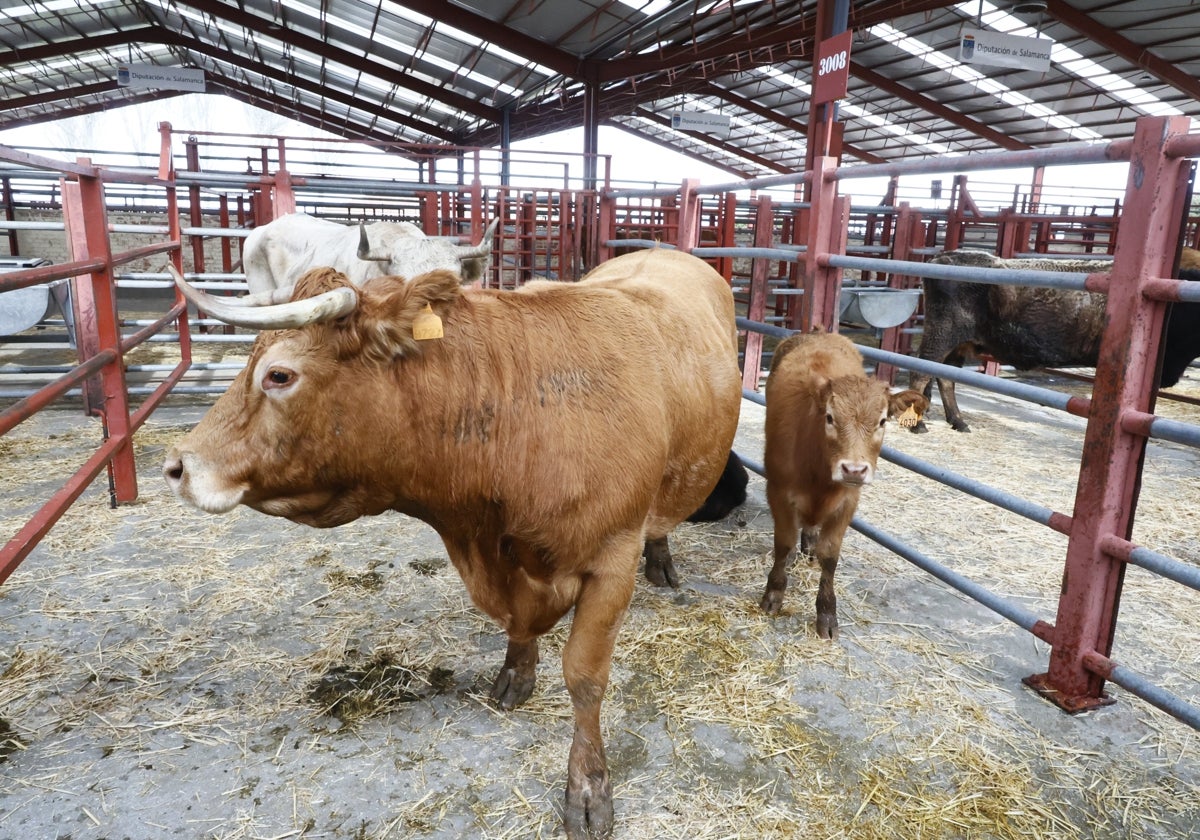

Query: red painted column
<box><xmin>741</xmin><ymin>196</ymin><xmax>774</xmax><ymax>392</ymax></box>
<box><xmin>62</xmin><ymin>167</ymin><xmax>138</xmax><ymax>503</ymax></box>
<box><xmin>1025</xmin><ymin>115</ymin><xmax>1193</xmax><ymax>711</ymax></box>
<box><xmin>800</xmin><ymin>156</ymin><xmax>847</xmax><ymax>332</ymax></box>
<box><xmin>675</xmin><ymin>179</ymin><xmax>701</xmax><ymax>252</ymax></box>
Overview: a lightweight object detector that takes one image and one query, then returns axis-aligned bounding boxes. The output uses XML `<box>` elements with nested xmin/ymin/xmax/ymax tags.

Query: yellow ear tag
<box><xmin>897</xmin><ymin>404</ymin><xmax>921</xmax><ymax>428</ymax></box>
<box><xmin>412</xmin><ymin>304</ymin><xmax>443</xmax><ymax>341</ymax></box>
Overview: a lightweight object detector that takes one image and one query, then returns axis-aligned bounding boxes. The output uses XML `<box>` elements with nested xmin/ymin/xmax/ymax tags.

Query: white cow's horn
<box><xmin>357</xmin><ymin>222</ymin><xmax>389</xmax><ymax>262</ymax></box>
<box><xmin>457</xmin><ymin>217</ymin><xmax>500</xmax><ymax>259</ymax></box>
<box><xmin>168</xmin><ymin>266</ymin><xmax>357</xmax><ymax>330</ymax></box>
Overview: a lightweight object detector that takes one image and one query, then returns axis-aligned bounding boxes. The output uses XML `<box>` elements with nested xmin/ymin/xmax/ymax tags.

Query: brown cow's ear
<box><xmin>358</xmin><ymin>270</ymin><xmax>465</xmax><ymax>358</ymax></box>
<box><xmin>405</xmin><ymin>269</ymin><xmax>465</xmax><ymax>311</ymax></box>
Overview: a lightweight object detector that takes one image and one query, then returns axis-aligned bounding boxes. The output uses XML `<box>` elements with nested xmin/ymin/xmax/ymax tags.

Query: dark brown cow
<box><xmin>761</xmin><ymin>330</ymin><xmax>927</xmax><ymax>639</ymax></box>
<box><xmin>163</xmin><ymin>248</ymin><xmax>742</xmax><ymax>839</ymax></box>
<box><xmin>913</xmin><ymin>249</ymin><xmax>1200</xmax><ymax>432</ymax></box>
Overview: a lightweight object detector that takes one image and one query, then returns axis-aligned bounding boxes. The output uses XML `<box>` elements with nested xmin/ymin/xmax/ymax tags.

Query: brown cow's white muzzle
<box><xmin>835</xmin><ymin>460</ymin><xmax>874</xmax><ymax>486</ymax></box>
<box><xmin>163</xmin><ymin>448</ymin><xmax>245</xmax><ymax>513</ymax></box>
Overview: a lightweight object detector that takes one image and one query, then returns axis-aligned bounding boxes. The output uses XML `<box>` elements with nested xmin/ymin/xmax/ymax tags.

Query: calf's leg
<box><xmin>813</xmin><ymin>505</ymin><xmax>854</xmax><ymax>640</ymax></box>
<box><xmin>561</xmin><ymin>534</ymin><xmax>639</xmax><ymax>840</ymax></box>
<box><xmin>762</xmin><ymin>489</ymin><xmax>799</xmax><ymax>615</ymax></box>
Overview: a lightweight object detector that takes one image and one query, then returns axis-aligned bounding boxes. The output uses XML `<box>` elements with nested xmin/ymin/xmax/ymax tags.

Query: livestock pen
<box><xmin>1</xmin><ymin>115</ymin><xmax>1199</xmax><ymax>838</ymax></box>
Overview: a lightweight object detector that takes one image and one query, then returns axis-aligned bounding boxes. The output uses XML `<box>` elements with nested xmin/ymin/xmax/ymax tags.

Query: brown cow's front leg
<box><xmin>491</xmin><ymin>637</ymin><xmax>539</xmax><ymax>710</ymax></box>
<box><xmin>561</xmin><ymin>537</ymin><xmax>638</xmax><ymax>839</ymax></box>
<box><xmin>641</xmin><ymin>536</ymin><xmax>678</xmax><ymax>588</ymax></box>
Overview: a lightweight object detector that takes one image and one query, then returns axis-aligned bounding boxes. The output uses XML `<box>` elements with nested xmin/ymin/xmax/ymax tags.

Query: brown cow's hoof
<box><xmin>564</xmin><ymin>773</ymin><xmax>614</xmax><ymax>839</ymax></box>
<box><xmin>490</xmin><ymin>665</ymin><xmax>536</xmax><ymax>710</ymax></box>
<box><xmin>760</xmin><ymin>588</ymin><xmax>785</xmax><ymax>615</ymax></box>
<box><xmin>908</xmin><ymin>420</ymin><xmax>930</xmax><ymax>434</ymax></box>
<box><xmin>950</xmin><ymin>421</ymin><xmax>972</xmax><ymax>433</ymax></box>
<box><xmin>816</xmin><ymin>612</ymin><xmax>839</xmax><ymax>640</ymax></box>
<box><xmin>642</xmin><ymin>538</ymin><xmax>679</xmax><ymax>588</ymax></box>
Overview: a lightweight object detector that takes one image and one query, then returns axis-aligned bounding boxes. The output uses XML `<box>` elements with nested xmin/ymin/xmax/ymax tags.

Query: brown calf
<box><xmin>761</xmin><ymin>330</ymin><xmax>927</xmax><ymax>638</ymax></box>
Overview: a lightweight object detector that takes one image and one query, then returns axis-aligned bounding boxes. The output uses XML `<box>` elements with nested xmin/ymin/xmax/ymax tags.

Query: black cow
<box><xmin>911</xmin><ymin>250</ymin><xmax>1200</xmax><ymax>432</ymax></box>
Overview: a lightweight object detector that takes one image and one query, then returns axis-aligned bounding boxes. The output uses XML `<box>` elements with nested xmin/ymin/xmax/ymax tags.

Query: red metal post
<box><xmin>798</xmin><ymin>156</ymin><xmax>847</xmax><ymax>332</ymax></box>
<box><xmin>876</xmin><ymin>204</ymin><xmax>923</xmax><ymax>384</ymax></box>
<box><xmin>61</xmin><ymin>167</ymin><xmax>138</xmax><ymax>503</ymax></box>
<box><xmin>1024</xmin><ymin>115</ymin><xmax>1194</xmax><ymax>712</ymax></box>
<box><xmin>675</xmin><ymin>179</ymin><xmax>702</xmax><ymax>251</ymax></box>
<box><xmin>741</xmin><ymin>196</ymin><xmax>774</xmax><ymax>392</ymax></box>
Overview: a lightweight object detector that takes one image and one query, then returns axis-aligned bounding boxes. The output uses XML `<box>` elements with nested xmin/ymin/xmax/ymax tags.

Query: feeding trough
<box><xmin>0</xmin><ymin>257</ymin><xmax>73</xmax><ymax>342</ymax></box>
<box><xmin>839</xmin><ymin>287</ymin><xmax>921</xmax><ymax>329</ymax></box>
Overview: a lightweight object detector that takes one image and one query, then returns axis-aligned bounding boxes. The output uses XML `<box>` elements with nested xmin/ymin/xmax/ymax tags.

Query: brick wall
<box><xmin>4</xmin><ymin>208</ymin><xmax>245</xmax><ymax>274</ymax></box>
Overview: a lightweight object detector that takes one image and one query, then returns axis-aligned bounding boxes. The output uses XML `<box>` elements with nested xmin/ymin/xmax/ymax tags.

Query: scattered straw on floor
<box><xmin>0</xmin><ymin>368</ymin><xmax>1197</xmax><ymax>839</ymax></box>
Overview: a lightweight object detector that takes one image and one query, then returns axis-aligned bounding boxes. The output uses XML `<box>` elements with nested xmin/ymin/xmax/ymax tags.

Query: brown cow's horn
<box><xmin>168</xmin><ymin>265</ymin><xmax>357</xmax><ymax>330</ymax></box>
<box><xmin>357</xmin><ymin>222</ymin><xmax>389</xmax><ymax>262</ymax></box>
<box><xmin>457</xmin><ymin>217</ymin><xmax>500</xmax><ymax>260</ymax></box>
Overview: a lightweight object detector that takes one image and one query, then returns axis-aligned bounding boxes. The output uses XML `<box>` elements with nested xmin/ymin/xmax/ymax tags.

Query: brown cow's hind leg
<box><xmin>641</xmin><ymin>536</ymin><xmax>678</xmax><ymax>588</ymax></box>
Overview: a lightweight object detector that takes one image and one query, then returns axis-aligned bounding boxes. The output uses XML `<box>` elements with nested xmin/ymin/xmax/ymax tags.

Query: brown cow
<box><xmin>761</xmin><ymin>330</ymin><xmax>927</xmax><ymax>639</ymax></box>
<box><xmin>162</xmin><ymin>248</ymin><xmax>742</xmax><ymax>839</ymax></box>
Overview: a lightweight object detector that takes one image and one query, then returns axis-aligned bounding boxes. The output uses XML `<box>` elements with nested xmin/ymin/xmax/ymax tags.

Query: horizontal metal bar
<box><xmin>835</xmin><ymin>138</ymin><xmax>1132</xmax><ymax>181</ymax></box>
<box><xmin>1083</xmin><ymin>654</ymin><xmax>1200</xmax><ymax>732</ymax></box>
<box><xmin>827</xmin><ymin>254</ymin><xmax>1101</xmax><ymax>293</ymax></box>
<box><xmin>880</xmin><ymin>446</ymin><xmax>1072</xmax><ymax>534</ymax></box>
<box><xmin>1100</xmin><ymin>536</ymin><xmax>1200</xmax><ymax>593</ymax></box>
<box><xmin>691</xmin><ymin>247</ymin><xmax>800</xmax><ymax>261</ymax></box>
<box><xmin>852</xmin><ymin>516</ymin><xmax>1053</xmax><ymax>639</ymax></box>
<box><xmin>602</xmin><ymin>239</ymin><xmax>677</xmax><ymax>250</ymax></box>
<box><xmin>857</xmin><ymin>344</ymin><xmax>1088</xmax><ymax>416</ymax></box>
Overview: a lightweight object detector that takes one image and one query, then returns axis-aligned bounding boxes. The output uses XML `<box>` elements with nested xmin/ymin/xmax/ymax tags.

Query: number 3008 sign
<box><xmin>812</xmin><ymin>30</ymin><xmax>853</xmax><ymax>105</ymax></box>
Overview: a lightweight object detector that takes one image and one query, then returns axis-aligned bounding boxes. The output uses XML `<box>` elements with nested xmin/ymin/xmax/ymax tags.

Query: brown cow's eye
<box><xmin>263</xmin><ymin>367</ymin><xmax>296</xmax><ymax>390</ymax></box>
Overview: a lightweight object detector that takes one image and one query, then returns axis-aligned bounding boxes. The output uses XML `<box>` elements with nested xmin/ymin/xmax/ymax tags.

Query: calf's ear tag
<box><xmin>413</xmin><ymin>304</ymin><xmax>443</xmax><ymax>340</ymax></box>
<box><xmin>897</xmin><ymin>404</ymin><xmax>921</xmax><ymax>428</ymax></box>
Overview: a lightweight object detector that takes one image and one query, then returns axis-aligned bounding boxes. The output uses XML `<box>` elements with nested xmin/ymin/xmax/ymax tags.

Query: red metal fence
<box><xmin>2</xmin><ymin>114</ymin><xmax>1198</xmax><ymax>731</ymax></box>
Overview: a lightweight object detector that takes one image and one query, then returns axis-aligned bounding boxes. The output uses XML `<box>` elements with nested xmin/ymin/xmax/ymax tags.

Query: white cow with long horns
<box><xmin>239</xmin><ymin>213</ymin><xmax>499</xmax><ymax>302</ymax></box>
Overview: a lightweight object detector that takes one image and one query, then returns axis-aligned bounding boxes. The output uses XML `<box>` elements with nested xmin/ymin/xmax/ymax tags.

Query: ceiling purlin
<box><xmin>176</xmin><ymin>32</ymin><xmax>458</xmax><ymax>142</ymax></box>
<box><xmin>631</xmin><ymin>106</ymin><xmax>795</xmax><ymax>175</ymax></box>
<box><xmin>0</xmin><ymin>90</ymin><xmax>187</xmax><ymax>134</ymax></box>
<box><xmin>395</xmin><ymin>0</ymin><xmax>580</xmax><ymax>76</ymax></box>
<box><xmin>0</xmin><ymin>80</ymin><xmax>122</xmax><ymax>112</ymax></box>
<box><xmin>214</xmin><ymin>76</ymin><xmax>422</xmax><ymax>150</ymax></box>
<box><xmin>698</xmin><ymin>81</ymin><xmax>887</xmax><ymax>166</ymax></box>
<box><xmin>1046</xmin><ymin>0</ymin><xmax>1200</xmax><ymax>103</ymax></box>
<box><xmin>606</xmin><ymin>115</ymin><xmax>755</xmax><ymax>180</ymax></box>
<box><xmin>849</xmin><ymin>63</ymin><xmax>1031</xmax><ymax>152</ymax></box>
<box><xmin>170</xmin><ymin>0</ymin><xmax>503</xmax><ymax>125</ymax></box>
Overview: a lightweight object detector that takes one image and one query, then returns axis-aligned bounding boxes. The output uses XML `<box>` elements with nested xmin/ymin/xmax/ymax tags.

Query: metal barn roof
<box><xmin>1</xmin><ymin>0</ymin><xmax>1198</xmax><ymax>178</ymax></box>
